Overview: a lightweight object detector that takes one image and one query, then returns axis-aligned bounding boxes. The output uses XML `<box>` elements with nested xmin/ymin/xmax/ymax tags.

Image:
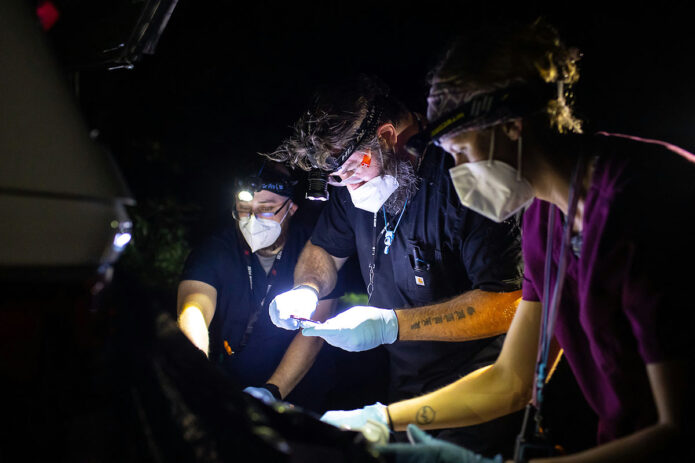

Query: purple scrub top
<box><xmin>521</xmin><ymin>133</ymin><xmax>695</xmax><ymax>443</ymax></box>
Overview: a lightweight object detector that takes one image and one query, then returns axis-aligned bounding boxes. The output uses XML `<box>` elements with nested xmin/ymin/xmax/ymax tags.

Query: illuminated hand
<box><xmin>321</xmin><ymin>402</ymin><xmax>389</xmax><ymax>430</ymax></box>
<box><xmin>300</xmin><ymin>305</ymin><xmax>398</xmax><ymax>351</ymax></box>
<box><xmin>375</xmin><ymin>424</ymin><xmax>503</xmax><ymax>463</ymax></box>
<box><xmin>268</xmin><ymin>285</ymin><xmax>319</xmax><ymax>330</ymax></box>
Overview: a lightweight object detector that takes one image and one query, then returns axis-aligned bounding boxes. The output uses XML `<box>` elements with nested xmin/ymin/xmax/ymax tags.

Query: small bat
<box><xmin>290</xmin><ymin>315</ymin><xmax>320</xmax><ymax>324</ymax></box>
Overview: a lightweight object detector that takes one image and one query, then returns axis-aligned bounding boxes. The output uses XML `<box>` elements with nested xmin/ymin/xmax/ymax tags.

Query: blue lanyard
<box><xmin>534</xmin><ymin>155</ymin><xmax>587</xmax><ymax>412</ymax></box>
<box><xmin>382</xmin><ymin>199</ymin><xmax>408</xmax><ymax>255</ymax></box>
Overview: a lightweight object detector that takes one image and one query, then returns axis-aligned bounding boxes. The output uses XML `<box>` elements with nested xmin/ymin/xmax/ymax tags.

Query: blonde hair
<box><xmin>429</xmin><ymin>19</ymin><xmax>582</xmax><ymax>134</ymax></box>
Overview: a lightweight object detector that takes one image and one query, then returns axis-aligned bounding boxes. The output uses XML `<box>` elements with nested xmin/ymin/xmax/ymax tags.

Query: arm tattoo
<box><xmin>415</xmin><ymin>406</ymin><xmax>436</xmax><ymax>424</ymax></box>
<box><xmin>409</xmin><ymin>306</ymin><xmax>476</xmax><ymax>330</ymax></box>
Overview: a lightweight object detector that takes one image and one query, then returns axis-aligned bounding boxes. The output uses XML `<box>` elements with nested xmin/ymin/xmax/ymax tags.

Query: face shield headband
<box><xmin>410</xmin><ymin>82</ymin><xmax>559</xmax><ymax>152</ymax></box>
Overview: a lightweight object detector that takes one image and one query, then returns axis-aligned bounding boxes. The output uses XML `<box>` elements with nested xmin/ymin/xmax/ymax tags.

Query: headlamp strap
<box><xmin>330</xmin><ymin>96</ymin><xmax>386</xmax><ymax>170</ymax></box>
<box><xmin>428</xmin><ymin>83</ymin><xmax>557</xmax><ymax>145</ymax></box>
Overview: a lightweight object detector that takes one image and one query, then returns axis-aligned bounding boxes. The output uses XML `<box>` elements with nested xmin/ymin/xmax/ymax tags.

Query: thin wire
<box><xmin>517</xmin><ymin>135</ymin><xmax>523</xmax><ymax>181</ymax></box>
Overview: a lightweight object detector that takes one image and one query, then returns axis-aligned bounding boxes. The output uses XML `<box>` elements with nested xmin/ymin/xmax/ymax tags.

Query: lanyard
<box><xmin>366</xmin><ymin>201</ymin><xmax>409</xmax><ymax>300</ymax></box>
<box><xmin>367</xmin><ymin>212</ymin><xmax>386</xmax><ymax>301</ymax></box>
<box><xmin>383</xmin><ymin>200</ymin><xmax>408</xmax><ymax>255</ymax></box>
<box><xmin>245</xmin><ymin>249</ymin><xmax>283</xmax><ymax>306</ymax></box>
<box><xmin>235</xmin><ymin>249</ymin><xmax>283</xmax><ymax>353</ymax></box>
<box><xmin>532</xmin><ymin>154</ymin><xmax>587</xmax><ymax>418</ymax></box>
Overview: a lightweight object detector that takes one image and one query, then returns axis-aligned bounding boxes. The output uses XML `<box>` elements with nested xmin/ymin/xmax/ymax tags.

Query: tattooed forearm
<box><xmin>415</xmin><ymin>406</ymin><xmax>436</xmax><ymax>425</ymax></box>
<box><xmin>396</xmin><ymin>289</ymin><xmax>521</xmax><ymax>342</ymax></box>
<box><xmin>411</xmin><ymin>306</ymin><xmax>476</xmax><ymax>330</ymax></box>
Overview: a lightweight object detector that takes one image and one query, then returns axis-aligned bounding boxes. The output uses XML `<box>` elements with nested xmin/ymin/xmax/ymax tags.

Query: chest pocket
<box><xmin>394</xmin><ymin>238</ymin><xmax>443</xmax><ymax>306</ymax></box>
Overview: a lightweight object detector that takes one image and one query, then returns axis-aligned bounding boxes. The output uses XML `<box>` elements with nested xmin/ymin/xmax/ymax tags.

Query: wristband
<box><xmin>385</xmin><ymin>406</ymin><xmax>394</xmax><ymax>430</ymax></box>
<box><xmin>263</xmin><ymin>383</ymin><xmax>282</xmax><ymax>400</ymax></box>
<box><xmin>293</xmin><ymin>284</ymin><xmax>320</xmax><ymax>300</ymax></box>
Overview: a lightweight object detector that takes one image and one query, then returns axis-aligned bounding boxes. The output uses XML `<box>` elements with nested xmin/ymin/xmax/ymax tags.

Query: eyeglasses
<box><xmin>233</xmin><ymin>197</ymin><xmax>291</xmax><ymax>220</ymax></box>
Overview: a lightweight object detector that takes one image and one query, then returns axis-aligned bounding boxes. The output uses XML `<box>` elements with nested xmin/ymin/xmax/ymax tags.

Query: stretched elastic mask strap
<box><xmin>377</xmin><ymin>138</ymin><xmax>396</xmax><ymax>178</ymax></box>
<box><xmin>517</xmin><ymin>135</ymin><xmax>523</xmax><ymax>181</ymax></box>
<box><xmin>278</xmin><ymin>201</ymin><xmax>292</xmax><ymax>224</ymax></box>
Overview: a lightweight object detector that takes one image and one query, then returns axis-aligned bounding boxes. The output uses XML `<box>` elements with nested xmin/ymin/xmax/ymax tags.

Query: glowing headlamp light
<box><xmin>235</xmin><ymin>173</ymin><xmax>296</xmax><ymax>202</ymax></box>
<box><xmin>236</xmin><ymin>176</ymin><xmax>262</xmax><ymax>201</ymax></box>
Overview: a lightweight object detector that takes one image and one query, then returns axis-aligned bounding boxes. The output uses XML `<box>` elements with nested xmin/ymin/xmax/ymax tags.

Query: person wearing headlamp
<box><xmin>265</xmin><ymin>75</ymin><xmax>525</xmax><ymax>457</ymax></box>
<box><xmin>176</xmin><ymin>161</ymin><xmax>339</xmax><ymax>411</ymax></box>
<box><xmin>372</xmin><ymin>20</ymin><xmax>694</xmax><ymax>463</ymax></box>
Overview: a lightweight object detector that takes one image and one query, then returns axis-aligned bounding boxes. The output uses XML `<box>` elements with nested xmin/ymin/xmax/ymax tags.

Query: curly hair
<box><xmin>428</xmin><ymin>19</ymin><xmax>582</xmax><ymax>134</ymax></box>
<box><xmin>264</xmin><ymin>74</ymin><xmax>411</xmax><ymax>172</ymax></box>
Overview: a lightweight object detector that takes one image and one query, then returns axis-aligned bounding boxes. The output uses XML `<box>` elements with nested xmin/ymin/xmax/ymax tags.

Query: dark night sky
<box><xmin>49</xmin><ymin>1</ymin><xmax>695</xmax><ymax>229</ymax></box>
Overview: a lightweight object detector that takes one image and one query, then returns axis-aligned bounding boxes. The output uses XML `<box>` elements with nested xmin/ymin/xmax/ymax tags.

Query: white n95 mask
<box><xmin>239</xmin><ymin>206</ymin><xmax>290</xmax><ymax>252</ymax></box>
<box><xmin>449</xmin><ymin>160</ymin><xmax>534</xmax><ymax>222</ymax></box>
<box><xmin>348</xmin><ymin>175</ymin><xmax>399</xmax><ymax>213</ymax></box>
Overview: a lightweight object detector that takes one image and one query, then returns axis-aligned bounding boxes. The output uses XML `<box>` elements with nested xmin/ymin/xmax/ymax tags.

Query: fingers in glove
<box><xmin>406</xmin><ymin>424</ymin><xmax>435</xmax><ymax>444</ymax></box>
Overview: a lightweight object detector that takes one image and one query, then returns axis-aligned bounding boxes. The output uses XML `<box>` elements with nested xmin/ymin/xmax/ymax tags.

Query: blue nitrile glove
<box><xmin>375</xmin><ymin>424</ymin><xmax>503</xmax><ymax>463</ymax></box>
<box><xmin>243</xmin><ymin>386</ymin><xmax>276</xmax><ymax>405</ymax></box>
<box><xmin>301</xmin><ymin>305</ymin><xmax>398</xmax><ymax>351</ymax></box>
<box><xmin>320</xmin><ymin>402</ymin><xmax>389</xmax><ymax>430</ymax></box>
<box><xmin>268</xmin><ymin>285</ymin><xmax>319</xmax><ymax>330</ymax></box>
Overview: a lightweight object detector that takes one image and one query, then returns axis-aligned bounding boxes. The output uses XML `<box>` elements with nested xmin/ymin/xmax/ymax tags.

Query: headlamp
<box><xmin>235</xmin><ymin>164</ymin><xmax>297</xmax><ymax>202</ymax></box>
<box><xmin>410</xmin><ymin>82</ymin><xmax>557</xmax><ymax>153</ymax></box>
<box><xmin>237</xmin><ymin>176</ymin><xmax>262</xmax><ymax>201</ymax></box>
<box><xmin>305</xmin><ymin>169</ymin><xmax>329</xmax><ymax>201</ymax></box>
<box><xmin>304</xmin><ymin>96</ymin><xmax>386</xmax><ymax>201</ymax></box>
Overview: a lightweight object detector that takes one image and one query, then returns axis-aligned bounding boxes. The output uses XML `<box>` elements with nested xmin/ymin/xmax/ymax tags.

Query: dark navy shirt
<box><xmin>311</xmin><ymin>146</ymin><xmax>523</xmax><ymax>401</ymax></box>
<box><xmin>181</xmin><ymin>221</ymin><xmax>340</xmax><ymax>408</ymax></box>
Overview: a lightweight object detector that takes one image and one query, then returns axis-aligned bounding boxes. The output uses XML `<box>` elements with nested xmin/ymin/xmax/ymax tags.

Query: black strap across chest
<box><xmin>234</xmin><ymin>248</ymin><xmax>283</xmax><ymax>353</ymax></box>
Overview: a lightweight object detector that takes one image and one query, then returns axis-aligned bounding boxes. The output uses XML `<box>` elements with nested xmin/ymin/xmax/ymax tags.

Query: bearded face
<box><xmin>327</xmin><ymin>137</ymin><xmax>420</xmax><ymax>215</ymax></box>
<box><xmin>378</xmin><ymin>141</ymin><xmax>420</xmax><ymax>215</ymax></box>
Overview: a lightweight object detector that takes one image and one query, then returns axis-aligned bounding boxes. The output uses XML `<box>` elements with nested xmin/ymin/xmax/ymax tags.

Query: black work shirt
<box><xmin>181</xmin><ymin>221</ymin><xmax>340</xmax><ymax>408</ymax></box>
<box><xmin>311</xmin><ymin>146</ymin><xmax>523</xmax><ymax>401</ymax></box>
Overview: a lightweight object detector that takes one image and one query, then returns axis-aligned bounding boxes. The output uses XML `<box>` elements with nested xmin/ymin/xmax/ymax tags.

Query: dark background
<box><xmin>47</xmin><ymin>0</ymin><xmax>695</xmax><ymax>242</ymax></box>
<box><xmin>5</xmin><ymin>1</ymin><xmax>694</xmax><ymax>461</ymax></box>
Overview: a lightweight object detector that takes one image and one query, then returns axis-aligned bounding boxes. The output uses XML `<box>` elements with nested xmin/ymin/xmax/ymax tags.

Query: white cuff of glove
<box><xmin>320</xmin><ymin>402</ymin><xmax>389</xmax><ymax>430</ymax></box>
<box><xmin>382</xmin><ymin>308</ymin><xmax>399</xmax><ymax>345</ymax></box>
